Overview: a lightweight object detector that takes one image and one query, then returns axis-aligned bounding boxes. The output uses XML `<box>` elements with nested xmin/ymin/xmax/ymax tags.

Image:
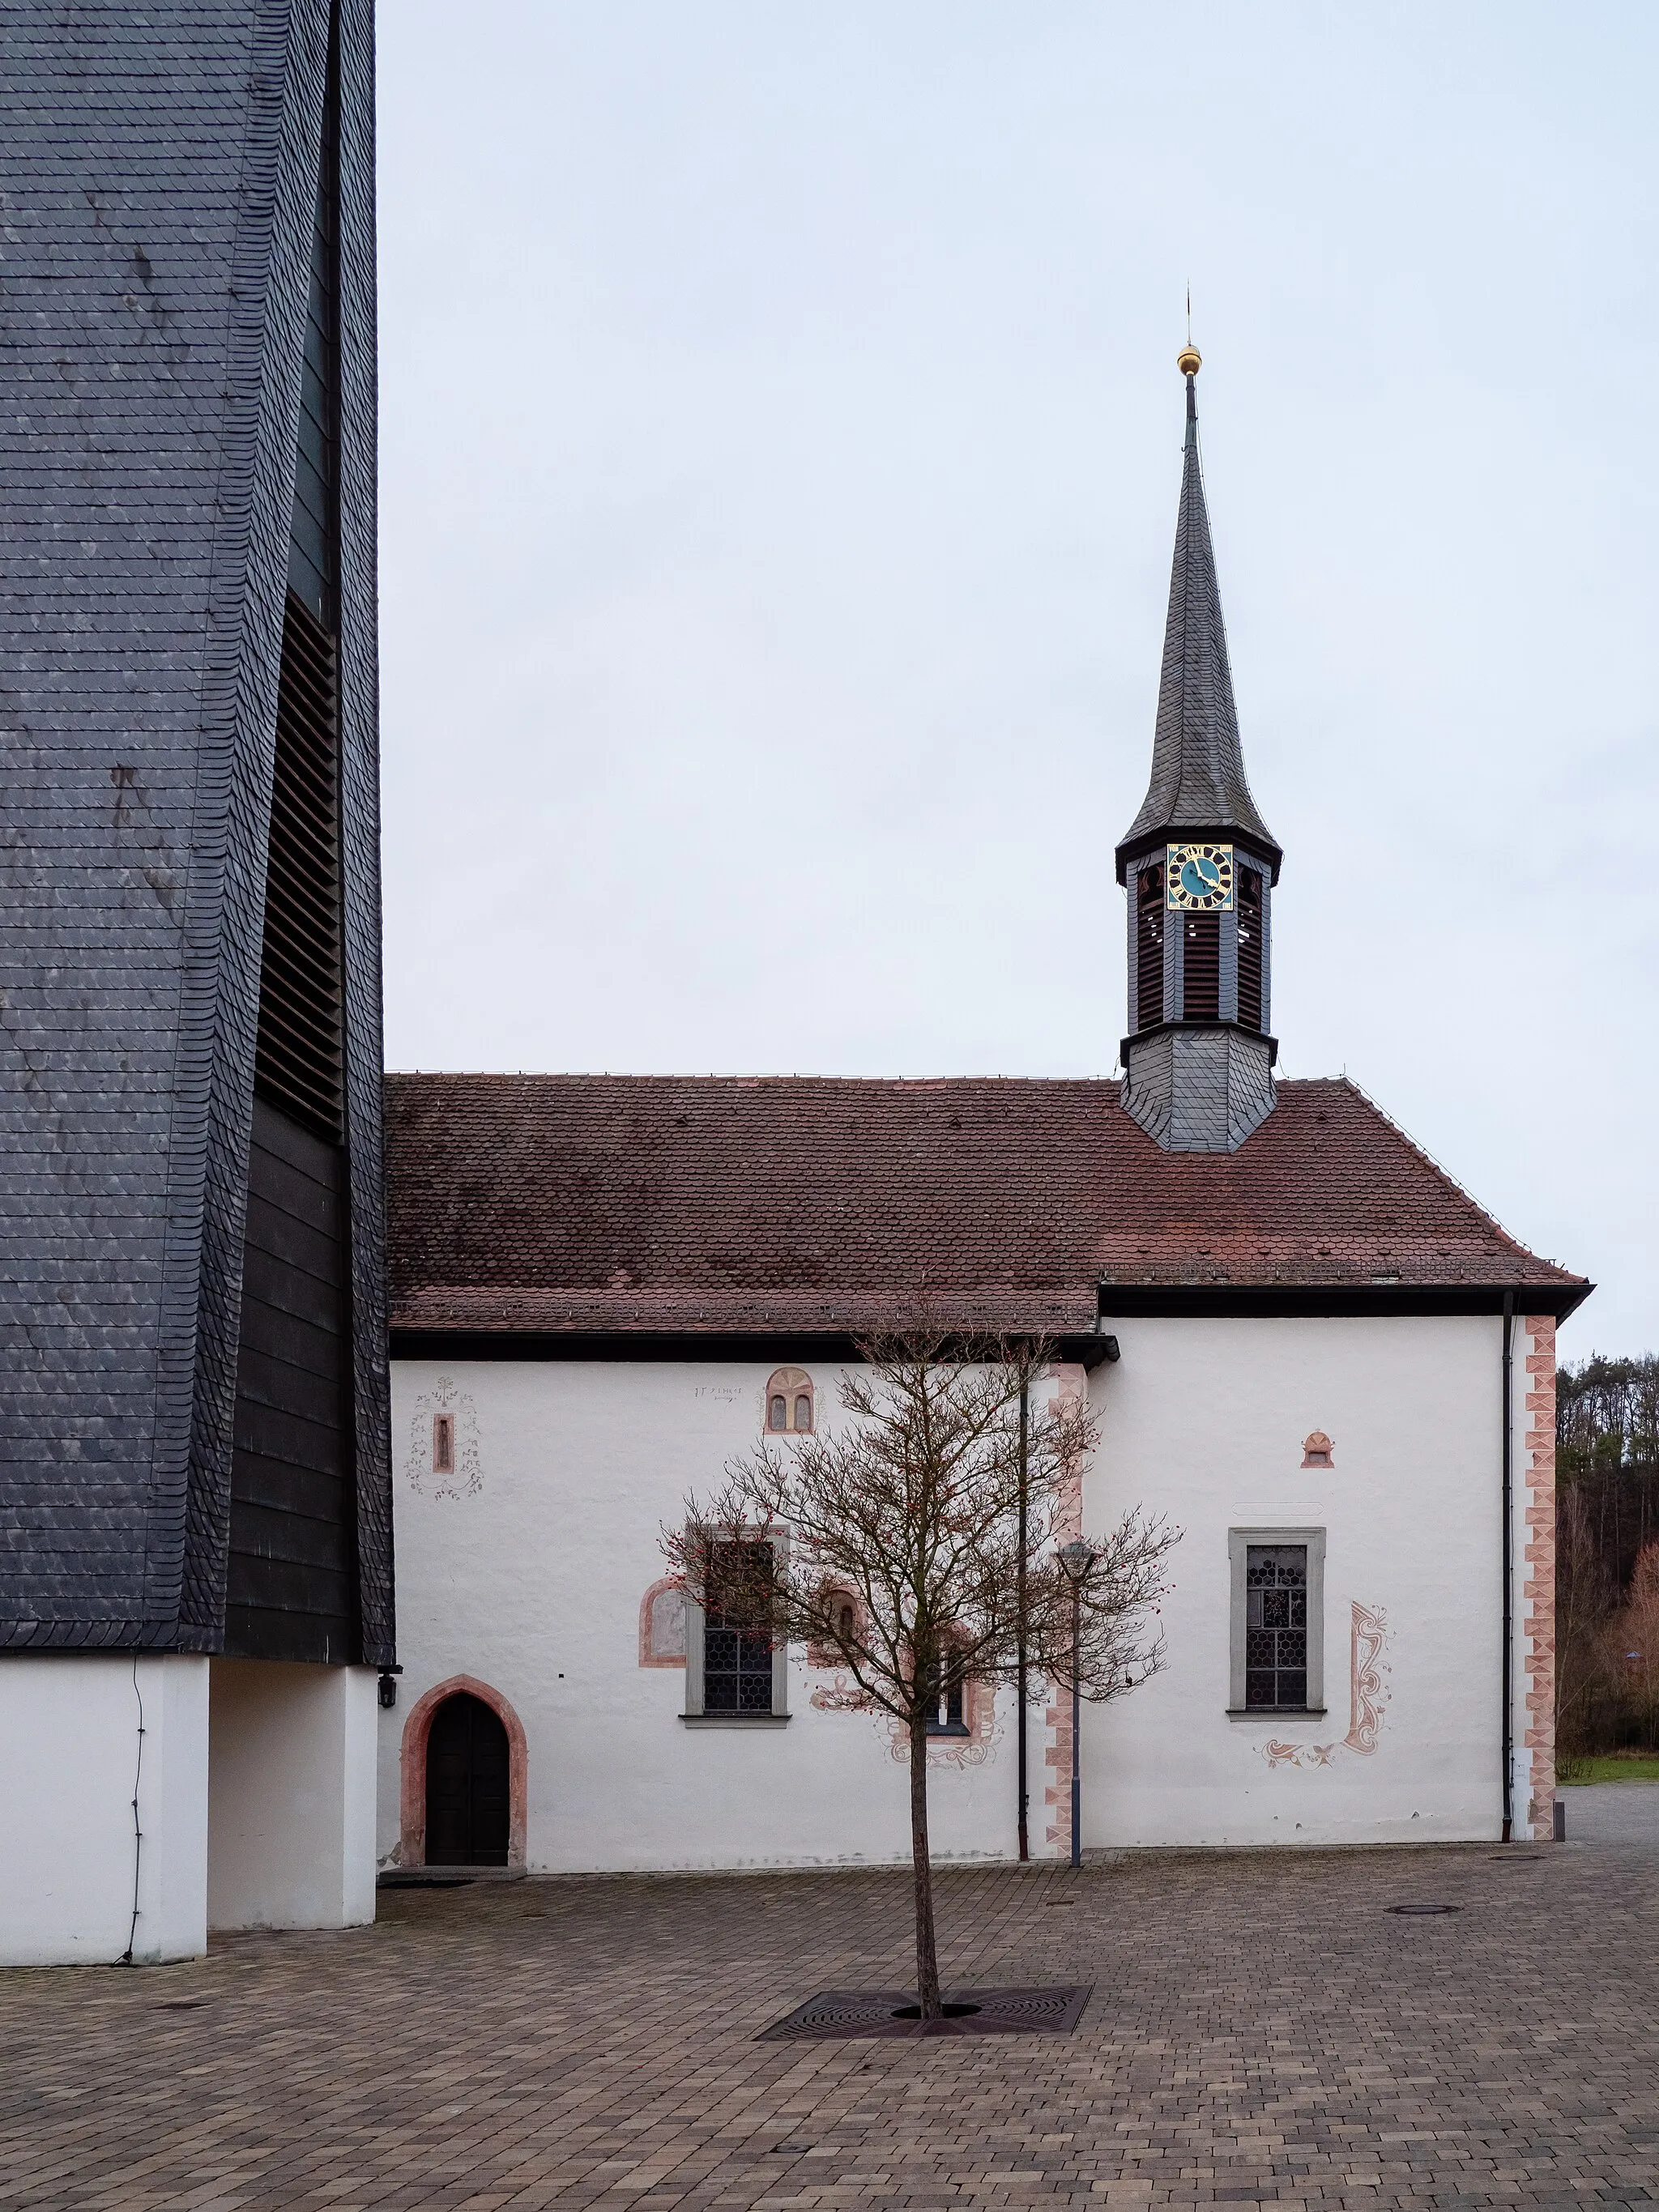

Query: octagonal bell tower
<box><xmin>1115</xmin><ymin>348</ymin><xmax>1282</xmax><ymax>1152</ymax></box>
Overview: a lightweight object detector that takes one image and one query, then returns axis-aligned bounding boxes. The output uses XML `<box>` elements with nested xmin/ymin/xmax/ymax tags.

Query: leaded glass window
<box><xmin>1245</xmin><ymin>1544</ymin><xmax>1308</xmax><ymax>1710</ymax></box>
<box><xmin>703</xmin><ymin>1541</ymin><xmax>777</xmax><ymax>1714</ymax></box>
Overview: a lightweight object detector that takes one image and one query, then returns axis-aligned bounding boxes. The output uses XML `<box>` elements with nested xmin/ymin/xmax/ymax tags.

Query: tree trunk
<box><xmin>909</xmin><ymin>1707</ymin><xmax>941</xmax><ymax>2018</ymax></box>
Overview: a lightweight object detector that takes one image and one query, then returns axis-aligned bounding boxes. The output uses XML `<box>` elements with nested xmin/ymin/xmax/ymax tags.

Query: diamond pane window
<box><xmin>1244</xmin><ymin>1544</ymin><xmax>1308</xmax><ymax>1710</ymax></box>
<box><xmin>703</xmin><ymin>1541</ymin><xmax>777</xmax><ymax>1714</ymax></box>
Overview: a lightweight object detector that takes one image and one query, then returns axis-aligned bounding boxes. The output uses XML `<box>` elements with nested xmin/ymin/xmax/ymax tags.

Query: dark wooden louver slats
<box><xmin>255</xmin><ymin>592</ymin><xmax>344</xmax><ymax>1143</ymax></box>
<box><xmin>1182</xmin><ymin>911</ymin><xmax>1220</xmax><ymax>1021</ymax></box>
<box><xmin>1135</xmin><ymin>866</ymin><xmax>1164</xmax><ymax>1030</ymax></box>
<box><xmin>227</xmin><ymin>1099</ymin><xmax>353</xmax><ymax>1662</ymax></box>
<box><xmin>226</xmin><ymin>43</ymin><xmax>358</xmax><ymax>1669</ymax></box>
<box><xmin>1236</xmin><ymin>869</ymin><xmax>1264</xmax><ymax>1031</ymax></box>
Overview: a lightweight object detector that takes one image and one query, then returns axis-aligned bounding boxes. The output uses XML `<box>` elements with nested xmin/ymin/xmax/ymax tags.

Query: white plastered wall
<box><xmin>0</xmin><ymin>1656</ymin><xmax>209</xmax><ymax>1967</ymax></box>
<box><xmin>207</xmin><ymin>1660</ymin><xmax>378</xmax><ymax>1930</ymax></box>
<box><xmin>381</xmin><ymin>1362</ymin><xmax>1023</xmax><ymax>1873</ymax></box>
<box><xmin>384</xmin><ymin>1318</ymin><xmax>1519</xmax><ymax>1871</ymax></box>
<box><xmin>1081</xmin><ymin>1314</ymin><xmax>1506</xmax><ymax>1846</ymax></box>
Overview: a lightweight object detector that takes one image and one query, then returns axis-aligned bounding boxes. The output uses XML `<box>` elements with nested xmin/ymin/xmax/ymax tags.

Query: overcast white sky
<box><xmin>376</xmin><ymin>3</ymin><xmax>1657</xmax><ymax>1358</ymax></box>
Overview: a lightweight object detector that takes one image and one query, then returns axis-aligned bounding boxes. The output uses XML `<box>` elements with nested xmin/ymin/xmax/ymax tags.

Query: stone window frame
<box><xmin>765</xmin><ymin>1367</ymin><xmax>815</xmax><ymax>1435</ymax></box>
<box><xmin>681</xmin><ymin>1526</ymin><xmax>791</xmax><ymax>1728</ymax></box>
<box><xmin>921</xmin><ymin>1634</ymin><xmax>974</xmax><ymax>1737</ymax></box>
<box><xmin>1227</xmin><ymin>1526</ymin><xmax>1327</xmax><ymax>1719</ymax></box>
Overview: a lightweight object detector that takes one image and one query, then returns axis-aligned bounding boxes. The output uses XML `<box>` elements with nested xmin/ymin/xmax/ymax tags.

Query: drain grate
<box><xmin>1385</xmin><ymin>1903</ymin><xmax>1461</xmax><ymax>1916</ymax></box>
<box><xmin>758</xmin><ymin>1984</ymin><xmax>1093</xmax><ymax>2040</ymax></box>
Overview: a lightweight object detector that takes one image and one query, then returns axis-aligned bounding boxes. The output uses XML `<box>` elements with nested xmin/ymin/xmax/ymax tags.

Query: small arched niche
<box><xmin>765</xmin><ymin>1366</ymin><xmax>815</xmax><ymax>1435</ymax></box>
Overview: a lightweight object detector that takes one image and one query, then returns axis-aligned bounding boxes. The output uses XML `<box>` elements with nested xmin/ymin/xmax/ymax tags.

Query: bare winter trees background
<box><xmin>1557</xmin><ymin>1354</ymin><xmax>1659</xmax><ymax>1759</ymax></box>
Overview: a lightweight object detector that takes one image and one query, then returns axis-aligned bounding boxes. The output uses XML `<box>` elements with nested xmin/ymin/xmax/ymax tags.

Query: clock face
<box><xmin>1166</xmin><ymin>842</ymin><xmax>1235</xmax><ymax>911</ymax></box>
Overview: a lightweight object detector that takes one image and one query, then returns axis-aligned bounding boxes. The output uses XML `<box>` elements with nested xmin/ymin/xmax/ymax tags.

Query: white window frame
<box><xmin>681</xmin><ymin>1527</ymin><xmax>791</xmax><ymax>1727</ymax></box>
<box><xmin>1227</xmin><ymin>1526</ymin><xmax>1326</xmax><ymax>1718</ymax></box>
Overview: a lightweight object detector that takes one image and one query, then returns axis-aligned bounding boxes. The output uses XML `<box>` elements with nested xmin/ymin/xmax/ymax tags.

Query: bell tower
<box><xmin>1116</xmin><ymin>347</ymin><xmax>1282</xmax><ymax>1152</ymax></box>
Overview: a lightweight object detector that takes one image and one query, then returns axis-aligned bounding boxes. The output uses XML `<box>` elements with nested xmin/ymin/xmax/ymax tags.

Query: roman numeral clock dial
<box><xmin>1165</xmin><ymin>842</ymin><xmax>1235</xmax><ymax>911</ymax></box>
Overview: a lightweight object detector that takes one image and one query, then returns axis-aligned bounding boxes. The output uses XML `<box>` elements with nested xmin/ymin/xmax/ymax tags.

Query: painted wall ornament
<box><xmin>1260</xmin><ymin>1601</ymin><xmax>1388</xmax><ymax>1769</ymax></box>
<box><xmin>406</xmin><ymin>1375</ymin><xmax>483</xmax><ymax>1500</ymax></box>
<box><xmin>1301</xmin><ymin>1430</ymin><xmax>1335</xmax><ymax>1468</ymax></box>
<box><xmin>638</xmin><ymin>1578</ymin><xmax>688</xmax><ymax>1666</ymax></box>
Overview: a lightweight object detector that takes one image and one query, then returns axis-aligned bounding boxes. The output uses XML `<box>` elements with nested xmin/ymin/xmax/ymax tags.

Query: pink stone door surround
<box><xmin>399</xmin><ymin>1674</ymin><xmax>529</xmax><ymax>1869</ymax></box>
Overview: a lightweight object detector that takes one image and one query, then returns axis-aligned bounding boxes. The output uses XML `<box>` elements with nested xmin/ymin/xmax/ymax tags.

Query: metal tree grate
<box><xmin>757</xmin><ymin>1985</ymin><xmax>1093</xmax><ymax>2041</ymax></box>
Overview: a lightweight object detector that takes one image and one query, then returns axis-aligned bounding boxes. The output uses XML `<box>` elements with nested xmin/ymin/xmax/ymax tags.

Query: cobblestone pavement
<box><xmin>2</xmin><ymin>1837</ymin><xmax>1657</xmax><ymax>2211</ymax></box>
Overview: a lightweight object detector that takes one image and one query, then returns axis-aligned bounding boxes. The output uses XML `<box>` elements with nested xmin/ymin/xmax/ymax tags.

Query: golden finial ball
<box><xmin>1176</xmin><ymin>345</ymin><xmax>1201</xmax><ymax>377</ymax></box>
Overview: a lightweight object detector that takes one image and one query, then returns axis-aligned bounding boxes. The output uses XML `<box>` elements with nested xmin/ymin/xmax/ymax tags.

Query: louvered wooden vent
<box><xmin>254</xmin><ymin>591</ymin><xmax>344</xmax><ymax>1142</ymax></box>
<box><xmin>1182</xmin><ymin>911</ymin><xmax>1220</xmax><ymax>1021</ymax></box>
<box><xmin>1236</xmin><ymin>867</ymin><xmax>1263</xmax><ymax>1031</ymax></box>
<box><xmin>1135</xmin><ymin>865</ymin><xmax>1164</xmax><ymax>1029</ymax></box>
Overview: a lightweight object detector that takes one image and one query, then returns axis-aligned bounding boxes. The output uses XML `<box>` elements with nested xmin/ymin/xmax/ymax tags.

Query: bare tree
<box><xmin>1556</xmin><ymin>1480</ymin><xmax>1614</xmax><ymax>1756</ymax></box>
<box><xmin>1556</xmin><ymin>1353</ymin><xmax>1659</xmax><ymax>1754</ymax></box>
<box><xmin>1595</xmin><ymin>1541</ymin><xmax>1659</xmax><ymax>1751</ymax></box>
<box><xmin>661</xmin><ymin>1325</ymin><xmax>1178</xmax><ymax>2020</ymax></box>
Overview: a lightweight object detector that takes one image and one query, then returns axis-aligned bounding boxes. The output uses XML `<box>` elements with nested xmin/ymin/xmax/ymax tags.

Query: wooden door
<box><xmin>424</xmin><ymin>1693</ymin><xmax>510</xmax><ymax>1865</ymax></box>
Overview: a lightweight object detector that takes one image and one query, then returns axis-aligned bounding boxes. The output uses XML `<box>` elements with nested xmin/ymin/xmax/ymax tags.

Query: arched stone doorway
<box><xmin>425</xmin><ymin>1692</ymin><xmax>510</xmax><ymax>1865</ymax></box>
<box><xmin>399</xmin><ymin>1674</ymin><xmax>528</xmax><ymax>1869</ymax></box>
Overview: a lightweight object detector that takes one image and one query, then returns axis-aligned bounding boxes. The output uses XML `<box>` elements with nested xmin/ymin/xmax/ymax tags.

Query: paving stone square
<box><xmin>3</xmin><ymin>1804</ymin><xmax>1657</xmax><ymax>2211</ymax></box>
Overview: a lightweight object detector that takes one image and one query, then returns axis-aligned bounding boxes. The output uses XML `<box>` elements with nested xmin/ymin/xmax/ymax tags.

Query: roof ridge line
<box><xmin>383</xmin><ymin>1071</ymin><xmax>1129</xmax><ymax>1089</ymax></box>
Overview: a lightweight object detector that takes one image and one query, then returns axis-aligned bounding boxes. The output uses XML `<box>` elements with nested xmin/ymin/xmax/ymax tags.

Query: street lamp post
<box><xmin>1057</xmin><ymin>1540</ymin><xmax>1098</xmax><ymax>1870</ymax></box>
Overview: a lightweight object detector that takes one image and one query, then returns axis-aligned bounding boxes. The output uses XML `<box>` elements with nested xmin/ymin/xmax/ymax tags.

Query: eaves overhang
<box><xmin>1114</xmin><ymin>824</ymin><xmax>1284</xmax><ymax>888</ymax></box>
<box><xmin>389</xmin><ymin>1326</ymin><xmax>1124</xmax><ymax>1369</ymax></box>
<box><xmin>1095</xmin><ymin>1280</ymin><xmax>1593</xmax><ymax>1325</ymax></box>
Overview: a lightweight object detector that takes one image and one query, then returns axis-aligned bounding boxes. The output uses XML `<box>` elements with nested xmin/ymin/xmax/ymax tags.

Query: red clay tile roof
<box><xmin>385</xmin><ymin>1074</ymin><xmax>1587</xmax><ymax>1337</ymax></box>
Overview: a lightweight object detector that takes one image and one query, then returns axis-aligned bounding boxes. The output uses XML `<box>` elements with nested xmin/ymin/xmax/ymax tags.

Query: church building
<box><xmin>380</xmin><ymin>351</ymin><xmax>1587</xmax><ymax>1872</ymax></box>
<box><xmin>1</xmin><ymin>1</ymin><xmax>390</xmax><ymax>1964</ymax></box>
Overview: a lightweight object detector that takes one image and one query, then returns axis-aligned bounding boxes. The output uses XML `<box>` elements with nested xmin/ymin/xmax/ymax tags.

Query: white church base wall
<box><xmin>207</xmin><ymin>1661</ymin><xmax>378</xmax><ymax>1931</ymax></box>
<box><xmin>0</xmin><ymin>1656</ymin><xmax>210</xmax><ymax>1967</ymax></box>
<box><xmin>384</xmin><ymin>1318</ymin><xmax>1530</xmax><ymax>1873</ymax></box>
<box><xmin>1081</xmin><ymin>1314</ymin><xmax>1507</xmax><ymax>1848</ymax></box>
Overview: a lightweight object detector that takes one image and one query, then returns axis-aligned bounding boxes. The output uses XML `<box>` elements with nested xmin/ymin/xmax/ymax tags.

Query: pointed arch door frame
<box><xmin>399</xmin><ymin>1674</ymin><xmax>528</xmax><ymax>1869</ymax></box>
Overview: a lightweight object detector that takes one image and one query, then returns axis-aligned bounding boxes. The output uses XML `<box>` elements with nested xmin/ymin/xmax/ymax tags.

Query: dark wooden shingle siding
<box><xmin>228</xmin><ymin>1098</ymin><xmax>353</xmax><ymax>1661</ymax></box>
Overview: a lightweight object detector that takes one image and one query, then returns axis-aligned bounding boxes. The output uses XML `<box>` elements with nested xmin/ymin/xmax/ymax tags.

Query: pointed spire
<box><xmin>1115</xmin><ymin>352</ymin><xmax>1281</xmax><ymax>881</ymax></box>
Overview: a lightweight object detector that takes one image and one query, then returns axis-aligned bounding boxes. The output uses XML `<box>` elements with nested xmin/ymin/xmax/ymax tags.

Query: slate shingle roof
<box><xmin>0</xmin><ymin>0</ymin><xmax>391</xmax><ymax>1656</ymax></box>
<box><xmin>1117</xmin><ymin>374</ymin><xmax>1281</xmax><ymax>876</ymax></box>
<box><xmin>386</xmin><ymin>1073</ymin><xmax>1587</xmax><ymax>1339</ymax></box>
